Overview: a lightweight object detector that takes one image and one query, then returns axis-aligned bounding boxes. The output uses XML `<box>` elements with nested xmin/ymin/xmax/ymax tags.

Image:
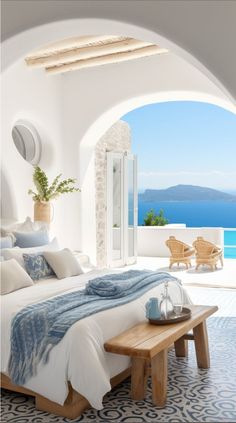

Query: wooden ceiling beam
<box><xmin>26</xmin><ymin>35</ymin><xmax>129</xmax><ymax>60</ymax></box>
<box><xmin>46</xmin><ymin>46</ymin><xmax>168</xmax><ymax>74</ymax></box>
<box><xmin>25</xmin><ymin>39</ymin><xmax>155</xmax><ymax>68</ymax></box>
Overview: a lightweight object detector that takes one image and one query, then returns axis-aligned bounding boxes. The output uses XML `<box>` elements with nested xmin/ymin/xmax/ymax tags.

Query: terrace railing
<box><xmin>137</xmin><ymin>226</ymin><xmax>224</xmax><ymax>258</ymax></box>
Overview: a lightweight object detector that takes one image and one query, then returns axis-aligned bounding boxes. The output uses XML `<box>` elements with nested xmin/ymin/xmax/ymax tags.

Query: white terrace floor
<box><xmin>126</xmin><ymin>257</ymin><xmax>236</xmax><ymax>317</ymax></box>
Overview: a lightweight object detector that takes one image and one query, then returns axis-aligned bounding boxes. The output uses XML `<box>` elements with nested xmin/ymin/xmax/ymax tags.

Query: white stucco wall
<box><xmin>1</xmin><ymin>60</ymin><xmax>70</xmax><ymax>244</ymax></box>
<box><xmin>1</xmin><ymin>31</ymin><xmax>235</xmax><ymax>260</ymax></box>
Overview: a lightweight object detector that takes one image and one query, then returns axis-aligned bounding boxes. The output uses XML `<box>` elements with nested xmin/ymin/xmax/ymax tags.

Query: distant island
<box><xmin>139</xmin><ymin>184</ymin><xmax>236</xmax><ymax>202</ymax></box>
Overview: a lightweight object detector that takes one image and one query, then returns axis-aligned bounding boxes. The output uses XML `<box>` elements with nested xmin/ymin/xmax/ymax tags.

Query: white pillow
<box><xmin>1</xmin><ymin>217</ymin><xmax>49</xmax><ymax>245</ymax></box>
<box><xmin>43</xmin><ymin>248</ymin><xmax>83</xmax><ymax>279</ymax></box>
<box><xmin>0</xmin><ymin>259</ymin><xmax>33</xmax><ymax>295</ymax></box>
<box><xmin>18</xmin><ymin>216</ymin><xmax>49</xmax><ymax>232</ymax></box>
<box><xmin>1</xmin><ymin>216</ymin><xmax>49</xmax><ymax>233</ymax></box>
<box><xmin>1</xmin><ymin>237</ymin><xmax>59</xmax><ymax>269</ymax></box>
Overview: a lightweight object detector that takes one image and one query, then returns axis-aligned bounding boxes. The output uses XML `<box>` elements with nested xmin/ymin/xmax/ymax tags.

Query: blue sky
<box><xmin>122</xmin><ymin>102</ymin><xmax>236</xmax><ymax>192</ymax></box>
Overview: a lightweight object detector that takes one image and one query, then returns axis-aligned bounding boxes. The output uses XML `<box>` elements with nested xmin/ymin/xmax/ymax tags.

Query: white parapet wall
<box><xmin>137</xmin><ymin>226</ymin><xmax>224</xmax><ymax>257</ymax></box>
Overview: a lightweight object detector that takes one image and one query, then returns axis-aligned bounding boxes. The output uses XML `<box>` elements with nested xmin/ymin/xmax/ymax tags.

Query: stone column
<box><xmin>95</xmin><ymin>120</ymin><xmax>131</xmax><ymax>268</ymax></box>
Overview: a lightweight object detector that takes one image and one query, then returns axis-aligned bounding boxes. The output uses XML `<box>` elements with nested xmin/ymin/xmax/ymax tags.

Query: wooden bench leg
<box><xmin>131</xmin><ymin>357</ymin><xmax>147</xmax><ymax>400</ymax></box>
<box><xmin>151</xmin><ymin>349</ymin><xmax>168</xmax><ymax>407</ymax></box>
<box><xmin>174</xmin><ymin>336</ymin><xmax>188</xmax><ymax>357</ymax></box>
<box><xmin>193</xmin><ymin>320</ymin><xmax>210</xmax><ymax>368</ymax></box>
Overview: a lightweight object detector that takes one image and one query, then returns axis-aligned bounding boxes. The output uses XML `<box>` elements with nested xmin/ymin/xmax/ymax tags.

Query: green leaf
<box><xmin>143</xmin><ymin>208</ymin><xmax>168</xmax><ymax>226</ymax></box>
<box><xmin>32</xmin><ymin>166</ymin><xmax>49</xmax><ymax>200</ymax></box>
<box><xmin>47</xmin><ymin>173</ymin><xmax>62</xmax><ymax>197</ymax></box>
<box><xmin>29</xmin><ymin>166</ymin><xmax>80</xmax><ymax>201</ymax></box>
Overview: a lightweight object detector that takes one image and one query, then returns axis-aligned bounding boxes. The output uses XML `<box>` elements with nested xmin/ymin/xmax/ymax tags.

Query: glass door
<box><xmin>107</xmin><ymin>152</ymin><xmax>137</xmax><ymax>267</ymax></box>
<box><xmin>124</xmin><ymin>153</ymin><xmax>138</xmax><ymax>265</ymax></box>
<box><xmin>107</xmin><ymin>153</ymin><xmax>124</xmax><ymax>267</ymax></box>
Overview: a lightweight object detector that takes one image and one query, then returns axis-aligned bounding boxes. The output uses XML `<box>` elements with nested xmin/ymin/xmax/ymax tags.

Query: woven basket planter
<box><xmin>34</xmin><ymin>201</ymin><xmax>51</xmax><ymax>224</ymax></box>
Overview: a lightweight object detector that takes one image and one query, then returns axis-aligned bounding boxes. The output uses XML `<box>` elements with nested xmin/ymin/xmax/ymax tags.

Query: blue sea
<box><xmin>138</xmin><ymin>200</ymin><xmax>236</xmax><ymax>258</ymax></box>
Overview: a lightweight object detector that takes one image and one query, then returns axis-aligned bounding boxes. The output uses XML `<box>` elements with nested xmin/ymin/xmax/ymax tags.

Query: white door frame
<box><xmin>107</xmin><ymin>152</ymin><xmax>138</xmax><ymax>267</ymax></box>
<box><xmin>124</xmin><ymin>153</ymin><xmax>138</xmax><ymax>265</ymax></box>
<box><xmin>107</xmin><ymin>152</ymin><xmax>124</xmax><ymax>267</ymax></box>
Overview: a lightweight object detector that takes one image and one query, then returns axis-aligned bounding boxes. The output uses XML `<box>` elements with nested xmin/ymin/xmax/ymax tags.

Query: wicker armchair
<box><xmin>193</xmin><ymin>236</ymin><xmax>223</xmax><ymax>271</ymax></box>
<box><xmin>165</xmin><ymin>236</ymin><xmax>195</xmax><ymax>269</ymax></box>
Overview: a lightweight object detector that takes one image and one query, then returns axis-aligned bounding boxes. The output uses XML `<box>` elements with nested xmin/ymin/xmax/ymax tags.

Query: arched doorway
<box><xmin>79</xmin><ymin>93</ymin><xmax>236</xmax><ymax>263</ymax></box>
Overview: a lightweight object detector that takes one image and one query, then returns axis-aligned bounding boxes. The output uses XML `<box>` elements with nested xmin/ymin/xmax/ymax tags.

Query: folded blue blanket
<box><xmin>85</xmin><ymin>270</ymin><xmax>174</xmax><ymax>298</ymax></box>
<box><xmin>8</xmin><ymin>270</ymin><xmax>180</xmax><ymax>385</ymax></box>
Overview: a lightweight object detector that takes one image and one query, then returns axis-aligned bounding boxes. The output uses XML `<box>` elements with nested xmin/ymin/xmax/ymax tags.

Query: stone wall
<box><xmin>95</xmin><ymin>120</ymin><xmax>131</xmax><ymax>267</ymax></box>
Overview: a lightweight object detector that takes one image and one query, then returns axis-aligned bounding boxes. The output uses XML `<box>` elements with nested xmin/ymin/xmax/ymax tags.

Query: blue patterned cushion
<box><xmin>23</xmin><ymin>253</ymin><xmax>55</xmax><ymax>281</ymax></box>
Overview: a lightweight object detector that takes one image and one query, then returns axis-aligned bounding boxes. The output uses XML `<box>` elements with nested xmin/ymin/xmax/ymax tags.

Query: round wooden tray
<box><xmin>149</xmin><ymin>307</ymin><xmax>191</xmax><ymax>325</ymax></box>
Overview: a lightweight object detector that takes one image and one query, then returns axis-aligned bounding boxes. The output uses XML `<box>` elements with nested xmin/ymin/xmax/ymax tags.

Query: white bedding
<box><xmin>1</xmin><ymin>269</ymin><xmax>191</xmax><ymax>409</ymax></box>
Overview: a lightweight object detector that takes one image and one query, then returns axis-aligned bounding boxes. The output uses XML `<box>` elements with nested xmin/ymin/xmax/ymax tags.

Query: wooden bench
<box><xmin>104</xmin><ymin>305</ymin><xmax>218</xmax><ymax>407</ymax></box>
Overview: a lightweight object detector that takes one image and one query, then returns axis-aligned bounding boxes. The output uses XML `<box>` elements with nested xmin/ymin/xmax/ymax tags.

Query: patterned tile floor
<box><xmin>1</xmin><ymin>316</ymin><xmax>236</xmax><ymax>423</ymax></box>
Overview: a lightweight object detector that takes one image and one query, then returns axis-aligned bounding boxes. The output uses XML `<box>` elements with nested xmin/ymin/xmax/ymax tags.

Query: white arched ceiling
<box><xmin>2</xmin><ymin>0</ymin><xmax>236</xmax><ymax>102</ymax></box>
<box><xmin>2</xmin><ymin>17</ymin><xmax>236</xmax><ymax>106</ymax></box>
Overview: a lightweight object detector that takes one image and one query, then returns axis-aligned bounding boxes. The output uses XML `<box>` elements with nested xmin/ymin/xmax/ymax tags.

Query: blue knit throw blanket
<box><xmin>8</xmin><ymin>270</ymin><xmax>179</xmax><ymax>385</ymax></box>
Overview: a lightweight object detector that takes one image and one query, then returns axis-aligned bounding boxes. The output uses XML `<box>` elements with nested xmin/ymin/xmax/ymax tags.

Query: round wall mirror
<box><xmin>12</xmin><ymin>121</ymin><xmax>41</xmax><ymax>165</ymax></box>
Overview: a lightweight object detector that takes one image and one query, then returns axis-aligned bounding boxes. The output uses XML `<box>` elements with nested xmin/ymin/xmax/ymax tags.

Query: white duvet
<box><xmin>1</xmin><ymin>269</ymin><xmax>191</xmax><ymax>409</ymax></box>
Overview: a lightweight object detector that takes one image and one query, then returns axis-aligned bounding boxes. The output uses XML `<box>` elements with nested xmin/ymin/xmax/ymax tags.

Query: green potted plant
<box><xmin>143</xmin><ymin>208</ymin><xmax>169</xmax><ymax>226</ymax></box>
<box><xmin>28</xmin><ymin>166</ymin><xmax>80</xmax><ymax>223</ymax></box>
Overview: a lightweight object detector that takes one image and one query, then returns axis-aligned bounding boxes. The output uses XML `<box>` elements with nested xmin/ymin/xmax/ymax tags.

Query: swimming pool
<box><xmin>224</xmin><ymin>230</ymin><xmax>236</xmax><ymax>258</ymax></box>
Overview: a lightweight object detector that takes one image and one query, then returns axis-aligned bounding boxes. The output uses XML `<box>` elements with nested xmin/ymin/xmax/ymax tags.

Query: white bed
<box><xmin>1</xmin><ymin>268</ymin><xmax>191</xmax><ymax>410</ymax></box>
